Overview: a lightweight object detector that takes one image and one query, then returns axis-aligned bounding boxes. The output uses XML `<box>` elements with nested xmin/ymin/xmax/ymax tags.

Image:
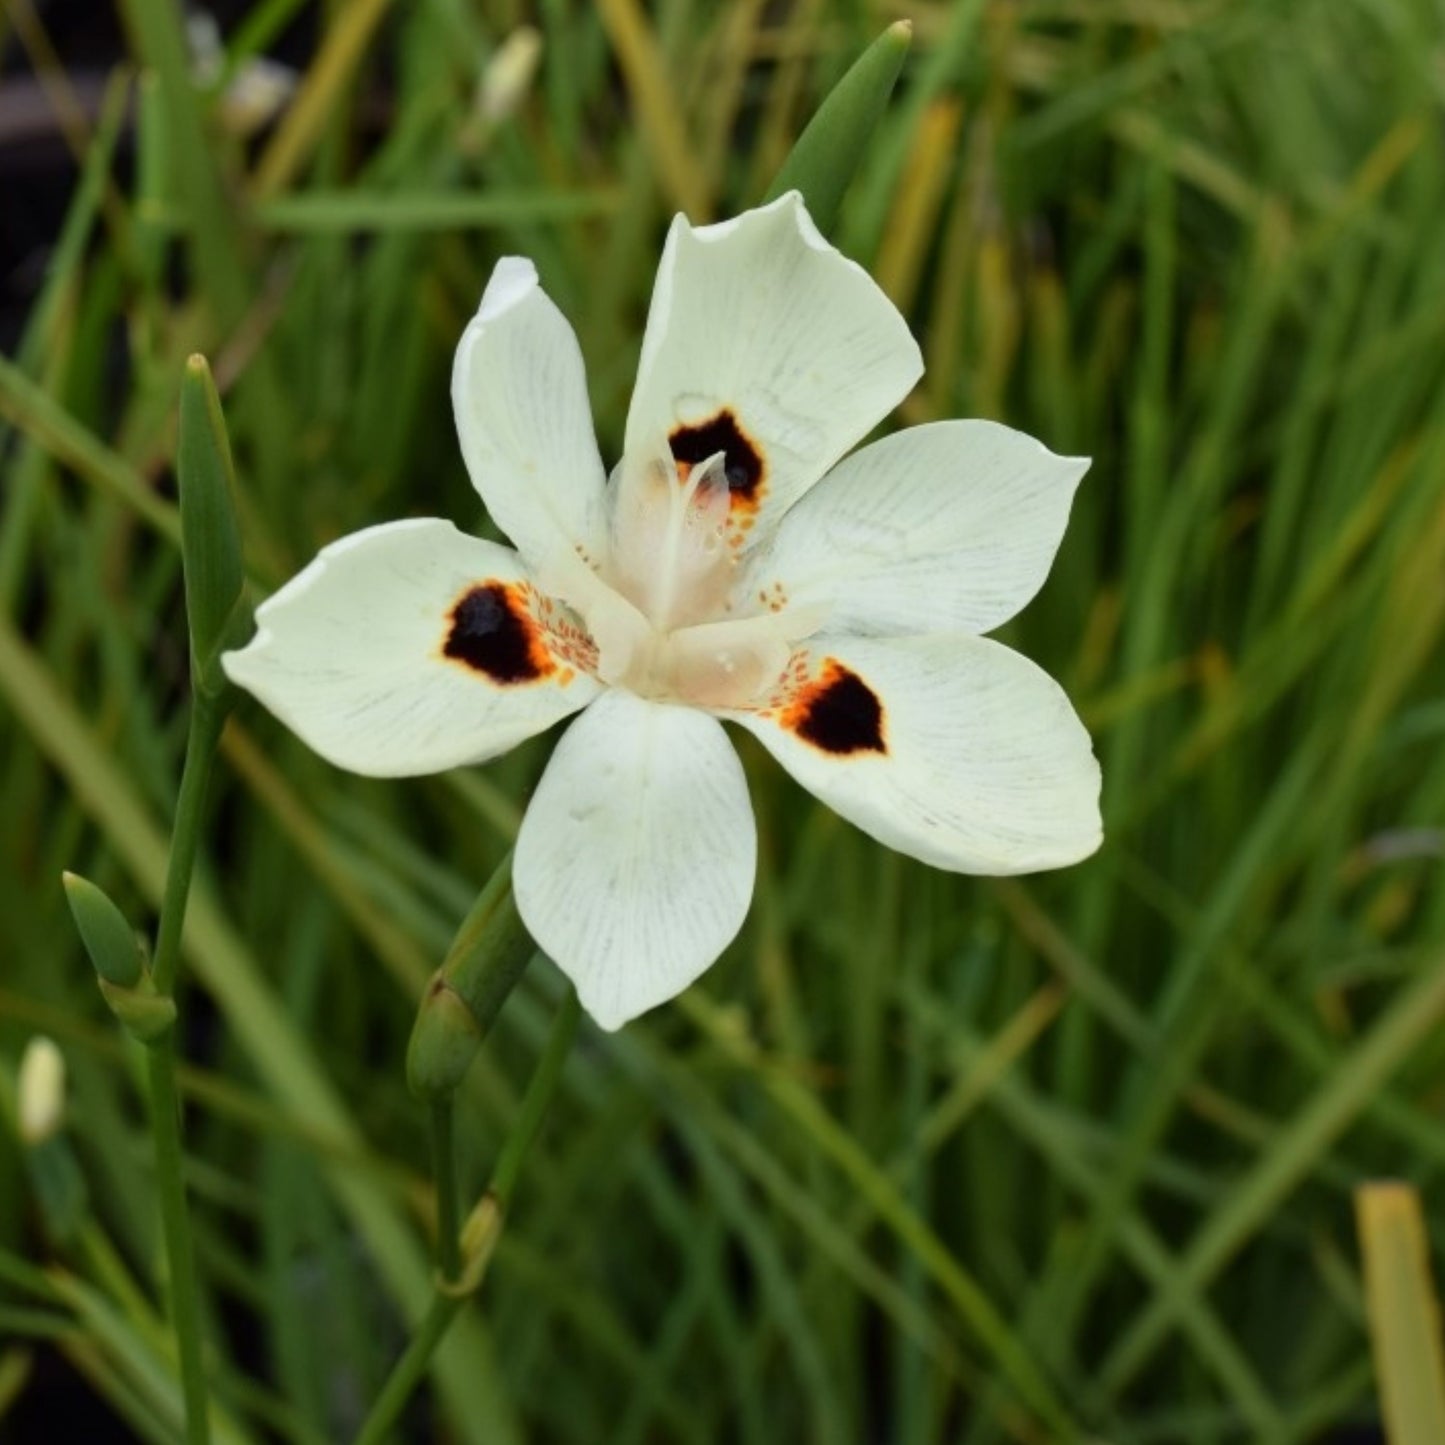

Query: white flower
<box><xmin>224</xmin><ymin>193</ymin><xmax>1102</xmax><ymax>1031</ymax></box>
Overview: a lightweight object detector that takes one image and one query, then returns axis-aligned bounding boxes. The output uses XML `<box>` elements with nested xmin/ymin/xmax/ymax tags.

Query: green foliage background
<box><xmin>3</xmin><ymin>0</ymin><xmax>1445</xmax><ymax>1439</ymax></box>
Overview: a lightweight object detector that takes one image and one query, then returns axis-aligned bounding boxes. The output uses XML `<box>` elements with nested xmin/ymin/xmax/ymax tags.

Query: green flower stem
<box><xmin>144</xmin><ymin>1047</ymin><xmax>210</xmax><ymax>1445</ymax></box>
<box><xmin>144</xmin><ymin>692</ymin><xmax>229</xmax><ymax>1445</ymax></box>
<box><xmin>151</xmin><ymin>697</ymin><xmax>226</xmax><ymax>997</ymax></box>
<box><xmin>353</xmin><ymin>988</ymin><xmax>582</xmax><ymax>1445</ymax></box>
<box><xmin>353</xmin><ymin>1293</ymin><xmax>462</xmax><ymax>1445</ymax></box>
<box><xmin>429</xmin><ymin>1099</ymin><xmax>461</xmax><ymax>1283</ymax></box>
<box><xmin>488</xmin><ymin>988</ymin><xmax>583</xmax><ymax>1212</ymax></box>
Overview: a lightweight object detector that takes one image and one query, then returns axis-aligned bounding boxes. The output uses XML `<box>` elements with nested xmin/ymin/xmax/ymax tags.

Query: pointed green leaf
<box><xmin>764</xmin><ymin>20</ymin><xmax>913</xmax><ymax>234</ymax></box>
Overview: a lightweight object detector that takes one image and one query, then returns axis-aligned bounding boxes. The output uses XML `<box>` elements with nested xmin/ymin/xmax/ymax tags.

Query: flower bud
<box><xmin>17</xmin><ymin>1038</ymin><xmax>87</xmax><ymax>1242</ymax></box>
<box><xmin>408</xmin><ymin>980</ymin><xmax>483</xmax><ymax>1098</ymax></box>
<box><xmin>221</xmin><ymin>58</ymin><xmax>297</xmax><ymax>138</ymax></box>
<box><xmin>478</xmin><ymin>27</ymin><xmax>542</xmax><ymax>125</ymax></box>
<box><xmin>765</xmin><ymin>20</ymin><xmax>913</xmax><ymax>234</ymax></box>
<box><xmin>62</xmin><ymin>873</ymin><xmax>178</xmax><ymax>1042</ymax></box>
<box><xmin>179</xmin><ymin>354</ymin><xmax>250</xmax><ymax>698</ymax></box>
<box><xmin>187</xmin><ymin>11</ymin><xmax>297</xmax><ymax>137</ymax></box>
<box><xmin>18</xmin><ymin>1037</ymin><xmax>65</xmax><ymax>1145</ymax></box>
<box><xmin>63</xmin><ymin>872</ymin><xmax>145</xmax><ymax>988</ymax></box>
<box><xmin>407</xmin><ymin>856</ymin><xmax>535</xmax><ymax>1099</ymax></box>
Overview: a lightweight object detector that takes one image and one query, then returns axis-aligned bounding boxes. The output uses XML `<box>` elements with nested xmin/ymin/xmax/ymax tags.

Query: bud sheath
<box><xmin>407</xmin><ymin>854</ymin><xmax>535</xmax><ymax>1098</ymax></box>
<box><xmin>179</xmin><ymin>354</ymin><xmax>249</xmax><ymax>696</ymax></box>
<box><xmin>764</xmin><ymin>20</ymin><xmax>913</xmax><ymax>234</ymax></box>
<box><xmin>63</xmin><ymin>872</ymin><xmax>145</xmax><ymax>988</ymax></box>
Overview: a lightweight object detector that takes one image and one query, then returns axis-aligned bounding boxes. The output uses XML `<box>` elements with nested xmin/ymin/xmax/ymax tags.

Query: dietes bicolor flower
<box><xmin>225</xmin><ymin>194</ymin><xmax>1102</xmax><ymax>1030</ymax></box>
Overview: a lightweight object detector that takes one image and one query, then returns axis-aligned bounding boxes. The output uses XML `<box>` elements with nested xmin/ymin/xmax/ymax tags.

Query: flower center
<box><xmin>605</xmin><ymin>441</ymin><xmax>735</xmax><ymax>631</ymax></box>
<box><xmin>543</xmin><ymin>439</ymin><xmax>803</xmax><ymax>710</ymax></box>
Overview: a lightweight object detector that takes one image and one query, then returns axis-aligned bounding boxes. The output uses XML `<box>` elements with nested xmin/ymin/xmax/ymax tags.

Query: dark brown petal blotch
<box><xmin>669</xmin><ymin>408</ymin><xmax>765</xmax><ymax>507</ymax></box>
<box><xmin>787</xmin><ymin>661</ymin><xmax>887</xmax><ymax>756</ymax></box>
<box><xmin>443</xmin><ymin>583</ymin><xmax>554</xmax><ymax>684</ymax></box>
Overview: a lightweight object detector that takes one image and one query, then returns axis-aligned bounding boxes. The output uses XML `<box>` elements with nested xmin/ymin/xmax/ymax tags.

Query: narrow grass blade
<box><xmin>1357</xmin><ymin>1182</ymin><xmax>1445</xmax><ymax>1445</ymax></box>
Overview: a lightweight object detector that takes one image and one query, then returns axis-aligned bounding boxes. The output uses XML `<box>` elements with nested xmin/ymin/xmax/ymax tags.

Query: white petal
<box><xmin>514</xmin><ymin>690</ymin><xmax>756</xmax><ymax>1030</ymax></box>
<box><xmin>748</xmin><ymin>420</ymin><xmax>1090</xmax><ymax>639</ymax></box>
<box><xmin>625</xmin><ymin>192</ymin><xmax>922</xmax><ymax>541</ymax></box>
<box><xmin>731</xmin><ymin>634</ymin><xmax>1101</xmax><ymax>874</ymax></box>
<box><xmin>452</xmin><ymin>257</ymin><xmax>608</xmax><ymax>578</ymax></box>
<box><xmin>223</xmin><ymin>519</ymin><xmax>600</xmax><ymax>778</ymax></box>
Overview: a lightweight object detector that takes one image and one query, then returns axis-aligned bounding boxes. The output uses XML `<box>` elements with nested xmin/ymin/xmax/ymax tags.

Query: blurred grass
<box><xmin>1357</xmin><ymin>1182</ymin><xmax>1445</xmax><ymax>1445</ymax></box>
<box><xmin>2</xmin><ymin>0</ymin><xmax>1444</xmax><ymax>1440</ymax></box>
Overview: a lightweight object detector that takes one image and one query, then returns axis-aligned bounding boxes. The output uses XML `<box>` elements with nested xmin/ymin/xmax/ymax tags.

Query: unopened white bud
<box><xmin>478</xmin><ymin>27</ymin><xmax>543</xmax><ymax>124</ymax></box>
<box><xmin>221</xmin><ymin>57</ymin><xmax>297</xmax><ymax>136</ymax></box>
<box><xmin>18</xmin><ymin>1037</ymin><xmax>66</xmax><ymax>1145</ymax></box>
<box><xmin>186</xmin><ymin>11</ymin><xmax>224</xmax><ymax>85</ymax></box>
<box><xmin>187</xmin><ymin>9</ymin><xmax>297</xmax><ymax>137</ymax></box>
